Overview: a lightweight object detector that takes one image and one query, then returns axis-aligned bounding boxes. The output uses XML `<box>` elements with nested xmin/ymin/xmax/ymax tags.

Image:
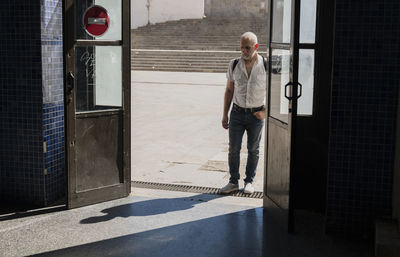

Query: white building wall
<box><xmin>131</xmin><ymin>0</ymin><xmax>148</xmax><ymax>29</ymax></box>
<box><xmin>131</xmin><ymin>0</ymin><xmax>204</xmax><ymax>29</ymax></box>
<box><xmin>204</xmin><ymin>0</ymin><xmax>267</xmax><ymax>18</ymax></box>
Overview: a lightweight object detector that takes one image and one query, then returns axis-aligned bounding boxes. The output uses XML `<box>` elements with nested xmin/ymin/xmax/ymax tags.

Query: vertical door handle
<box><xmin>284</xmin><ymin>82</ymin><xmax>302</xmax><ymax>100</ymax></box>
<box><xmin>284</xmin><ymin>82</ymin><xmax>293</xmax><ymax>100</ymax></box>
<box><xmin>67</xmin><ymin>72</ymin><xmax>75</xmax><ymax>93</ymax></box>
<box><xmin>297</xmin><ymin>82</ymin><xmax>302</xmax><ymax>99</ymax></box>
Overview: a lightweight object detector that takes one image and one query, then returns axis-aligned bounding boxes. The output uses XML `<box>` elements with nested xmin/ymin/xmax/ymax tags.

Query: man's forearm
<box><xmin>223</xmin><ymin>90</ymin><xmax>233</xmax><ymax>117</ymax></box>
<box><xmin>223</xmin><ymin>80</ymin><xmax>234</xmax><ymax>117</ymax></box>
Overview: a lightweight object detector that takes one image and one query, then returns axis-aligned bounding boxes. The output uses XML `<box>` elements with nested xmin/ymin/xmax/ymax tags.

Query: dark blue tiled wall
<box><xmin>0</xmin><ymin>1</ymin><xmax>45</xmax><ymax>205</ymax></box>
<box><xmin>327</xmin><ymin>0</ymin><xmax>400</xmax><ymax>234</ymax></box>
<box><xmin>0</xmin><ymin>0</ymin><xmax>65</xmax><ymax>206</ymax></box>
<box><xmin>41</xmin><ymin>0</ymin><xmax>65</xmax><ymax>204</ymax></box>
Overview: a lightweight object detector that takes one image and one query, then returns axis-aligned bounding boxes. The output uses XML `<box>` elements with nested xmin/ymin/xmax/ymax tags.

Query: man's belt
<box><xmin>233</xmin><ymin>103</ymin><xmax>264</xmax><ymax>113</ymax></box>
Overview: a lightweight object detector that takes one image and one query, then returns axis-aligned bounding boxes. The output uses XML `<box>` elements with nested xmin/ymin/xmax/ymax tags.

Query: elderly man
<box><xmin>220</xmin><ymin>32</ymin><xmax>266</xmax><ymax>194</ymax></box>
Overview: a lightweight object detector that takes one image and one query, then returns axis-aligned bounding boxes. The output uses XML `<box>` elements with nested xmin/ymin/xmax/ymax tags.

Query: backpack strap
<box><xmin>232</xmin><ymin>56</ymin><xmax>268</xmax><ymax>72</ymax></box>
<box><xmin>232</xmin><ymin>58</ymin><xmax>240</xmax><ymax>72</ymax></box>
<box><xmin>262</xmin><ymin>56</ymin><xmax>268</xmax><ymax>72</ymax></box>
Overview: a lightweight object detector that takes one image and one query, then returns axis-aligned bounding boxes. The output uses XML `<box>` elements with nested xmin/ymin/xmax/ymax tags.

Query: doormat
<box><xmin>132</xmin><ymin>181</ymin><xmax>263</xmax><ymax>199</ymax></box>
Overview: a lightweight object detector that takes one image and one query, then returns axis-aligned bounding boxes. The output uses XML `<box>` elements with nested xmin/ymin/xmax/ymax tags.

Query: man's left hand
<box><xmin>253</xmin><ymin>109</ymin><xmax>266</xmax><ymax>120</ymax></box>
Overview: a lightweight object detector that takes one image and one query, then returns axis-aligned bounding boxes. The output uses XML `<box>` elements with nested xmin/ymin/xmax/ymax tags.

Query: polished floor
<box><xmin>0</xmin><ymin>188</ymin><xmax>372</xmax><ymax>257</ymax></box>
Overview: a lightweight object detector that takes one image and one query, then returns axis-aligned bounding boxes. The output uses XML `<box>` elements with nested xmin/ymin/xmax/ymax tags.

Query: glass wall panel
<box><xmin>75</xmin><ymin>46</ymin><xmax>122</xmax><ymax>112</ymax></box>
<box><xmin>270</xmin><ymin>49</ymin><xmax>291</xmax><ymax>123</ymax></box>
<box><xmin>272</xmin><ymin>0</ymin><xmax>292</xmax><ymax>44</ymax></box>
<box><xmin>300</xmin><ymin>0</ymin><xmax>317</xmax><ymax>43</ymax></box>
<box><xmin>298</xmin><ymin>49</ymin><xmax>314</xmax><ymax>115</ymax></box>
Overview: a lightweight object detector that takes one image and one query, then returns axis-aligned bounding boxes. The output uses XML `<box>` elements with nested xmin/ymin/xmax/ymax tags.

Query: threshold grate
<box><xmin>132</xmin><ymin>181</ymin><xmax>263</xmax><ymax>199</ymax></box>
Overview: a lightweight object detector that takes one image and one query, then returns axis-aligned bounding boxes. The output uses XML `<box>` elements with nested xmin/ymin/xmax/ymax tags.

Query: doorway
<box><xmin>62</xmin><ymin>0</ymin><xmax>334</xmax><ymax>226</ymax></box>
<box><xmin>130</xmin><ymin>8</ymin><xmax>269</xmax><ymax>197</ymax></box>
<box><xmin>264</xmin><ymin>0</ymin><xmax>334</xmax><ymax>232</ymax></box>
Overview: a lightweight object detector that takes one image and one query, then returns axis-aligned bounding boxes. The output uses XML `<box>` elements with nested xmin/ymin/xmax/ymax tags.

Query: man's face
<box><xmin>240</xmin><ymin>38</ymin><xmax>258</xmax><ymax>61</ymax></box>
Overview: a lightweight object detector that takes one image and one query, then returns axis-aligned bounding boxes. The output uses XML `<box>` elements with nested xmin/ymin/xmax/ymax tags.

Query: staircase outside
<box><xmin>131</xmin><ymin>18</ymin><xmax>268</xmax><ymax>73</ymax></box>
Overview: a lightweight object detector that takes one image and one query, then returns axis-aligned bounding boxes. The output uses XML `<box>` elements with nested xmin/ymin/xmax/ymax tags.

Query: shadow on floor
<box><xmin>0</xmin><ymin>202</ymin><xmax>66</xmax><ymax>221</ymax></box>
<box><xmin>31</xmin><ymin>196</ymin><xmax>372</xmax><ymax>257</ymax></box>
<box><xmin>33</xmin><ymin>208</ymin><xmax>265</xmax><ymax>257</ymax></box>
<box><xmin>80</xmin><ymin>194</ymin><xmax>223</xmax><ymax>224</ymax></box>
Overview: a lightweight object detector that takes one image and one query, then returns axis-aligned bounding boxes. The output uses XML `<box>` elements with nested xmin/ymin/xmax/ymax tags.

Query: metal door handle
<box><xmin>67</xmin><ymin>72</ymin><xmax>75</xmax><ymax>93</ymax></box>
<box><xmin>284</xmin><ymin>82</ymin><xmax>293</xmax><ymax>100</ymax></box>
<box><xmin>297</xmin><ymin>82</ymin><xmax>302</xmax><ymax>99</ymax></box>
<box><xmin>284</xmin><ymin>82</ymin><xmax>302</xmax><ymax>100</ymax></box>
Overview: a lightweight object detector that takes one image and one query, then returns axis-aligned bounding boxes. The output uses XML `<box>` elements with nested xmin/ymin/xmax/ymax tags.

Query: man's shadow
<box><xmin>80</xmin><ymin>194</ymin><xmax>223</xmax><ymax>224</ymax></box>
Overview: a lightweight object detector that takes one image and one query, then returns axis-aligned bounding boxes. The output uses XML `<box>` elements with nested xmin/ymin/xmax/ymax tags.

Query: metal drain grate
<box><xmin>132</xmin><ymin>181</ymin><xmax>264</xmax><ymax>199</ymax></box>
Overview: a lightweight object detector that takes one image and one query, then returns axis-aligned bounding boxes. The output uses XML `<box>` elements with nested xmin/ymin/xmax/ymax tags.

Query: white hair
<box><xmin>240</xmin><ymin>32</ymin><xmax>258</xmax><ymax>45</ymax></box>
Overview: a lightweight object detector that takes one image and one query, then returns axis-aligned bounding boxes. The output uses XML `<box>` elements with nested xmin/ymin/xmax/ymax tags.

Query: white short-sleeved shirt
<box><xmin>226</xmin><ymin>54</ymin><xmax>267</xmax><ymax>108</ymax></box>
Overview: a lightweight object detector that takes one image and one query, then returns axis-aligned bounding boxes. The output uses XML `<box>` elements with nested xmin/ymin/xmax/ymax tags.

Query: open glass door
<box><xmin>64</xmin><ymin>0</ymin><xmax>131</xmax><ymax>208</ymax></box>
<box><xmin>264</xmin><ymin>0</ymin><xmax>304</xmax><ymax>233</ymax></box>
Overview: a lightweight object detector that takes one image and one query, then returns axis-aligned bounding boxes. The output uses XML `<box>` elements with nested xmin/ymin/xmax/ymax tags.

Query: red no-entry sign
<box><xmin>83</xmin><ymin>5</ymin><xmax>109</xmax><ymax>37</ymax></box>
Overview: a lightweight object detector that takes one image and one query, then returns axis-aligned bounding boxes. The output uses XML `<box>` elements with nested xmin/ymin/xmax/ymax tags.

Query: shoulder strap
<box><xmin>232</xmin><ymin>56</ymin><xmax>267</xmax><ymax>72</ymax></box>
<box><xmin>262</xmin><ymin>56</ymin><xmax>268</xmax><ymax>71</ymax></box>
<box><xmin>232</xmin><ymin>58</ymin><xmax>240</xmax><ymax>72</ymax></box>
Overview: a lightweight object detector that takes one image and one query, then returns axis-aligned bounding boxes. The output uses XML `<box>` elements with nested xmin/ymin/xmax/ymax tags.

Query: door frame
<box><xmin>263</xmin><ymin>0</ymin><xmax>302</xmax><ymax>233</ymax></box>
<box><xmin>63</xmin><ymin>0</ymin><xmax>131</xmax><ymax>209</ymax></box>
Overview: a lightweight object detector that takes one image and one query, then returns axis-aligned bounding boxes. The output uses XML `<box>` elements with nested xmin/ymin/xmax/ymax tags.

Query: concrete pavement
<box><xmin>131</xmin><ymin>71</ymin><xmax>265</xmax><ymax>192</ymax></box>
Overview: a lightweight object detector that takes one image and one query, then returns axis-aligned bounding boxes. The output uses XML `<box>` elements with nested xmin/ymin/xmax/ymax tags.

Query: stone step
<box><xmin>131</xmin><ymin>18</ymin><xmax>267</xmax><ymax>72</ymax></box>
<box><xmin>133</xmin><ymin>18</ymin><xmax>267</xmax><ymax>31</ymax></box>
<box><xmin>131</xmin><ymin>60</ymin><xmax>230</xmax><ymax>67</ymax></box>
<box><xmin>132</xmin><ymin>59</ymin><xmax>232</xmax><ymax>64</ymax></box>
<box><xmin>131</xmin><ymin>49</ymin><xmax>240</xmax><ymax>56</ymax></box>
<box><xmin>131</xmin><ymin>45</ymin><xmax>268</xmax><ymax>51</ymax></box>
<box><xmin>131</xmin><ymin>66</ymin><xmax>227</xmax><ymax>73</ymax></box>
<box><xmin>132</xmin><ymin>36</ymin><xmax>267</xmax><ymax>40</ymax></box>
<box><xmin>134</xmin><ymin>24</ymin><xmax>267</xmax><ymax>31</ymax></box>
<box><xmin>131</xmin><ymin>62</ymin><xmax>229</xmax><ymax>73</ymax></box>
<box><xmin>131</xmin><ymin>63</ymin><xmax>228</xmax><ymax>68</ymax></box>
<box><xmin>131</xmin><ymin>57</ymin><xmax>267</xmax><ymax>62</ymax></box>
<box><xmin>131</xmin><ymin>50</ymin><xmax>268</xmax><ymax>56</ymax></box>
<box><xmin>132</xmin><ymin>52</ymin><xmax>234</xmax><ymax>56</ymax></box>
<box><xmin>131</xmin><ymin>50</ymin><xmax>269</xmax><ymax>72</ymax></box>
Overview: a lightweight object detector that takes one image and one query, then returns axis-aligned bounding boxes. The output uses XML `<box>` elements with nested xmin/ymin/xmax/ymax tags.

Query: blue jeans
<box><xmin>228</xmin><ymin>108</ymin><xmax>264</xmax><ymax>185</ymax></box>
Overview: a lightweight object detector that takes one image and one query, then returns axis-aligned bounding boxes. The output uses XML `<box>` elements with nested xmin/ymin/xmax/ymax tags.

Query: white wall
<box><xmin>204</xmin><ymin>0</ymin><xmax>267</xmax><ymax>18</ymax></box>
<box><xmin>131</xmin><ymin>0</ymin><xmax>148</xmax><ymax>29</ymax></box>
<box><xmin>131</xmin><ymin>0</ymin><xmax>204</xmax><ymax>29</ymax></box>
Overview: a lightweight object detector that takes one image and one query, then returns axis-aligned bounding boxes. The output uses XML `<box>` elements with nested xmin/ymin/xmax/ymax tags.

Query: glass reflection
<box><xmin>75</xmin><ymin>46</ymin><xmax>122</xmax><ymax>112</ymax></box>
<box><xmin>300</xmin><ymin>0</ymin><xmax>317</xmax><ymax>43</ymax></box>
<box><xmin>270</xmin><ymin>49</ymin><xmax>290</xmax><ymax>123</ymax></box>
<box><xmin>298</xmin><ymin>49</ymin><xmax>314</xmax><ymax>115</ymax></box>
<box><xmin>272</xmin><ymin>0</ymin><xmax>292</xmax><ymax>43</ymax></box>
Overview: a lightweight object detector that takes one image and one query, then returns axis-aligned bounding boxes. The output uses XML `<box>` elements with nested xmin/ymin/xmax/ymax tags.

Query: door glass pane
<box><xmin>272</xmin><ymin>0</ymin><xmax>292</xmax><ymax>43</ymax></box>
<box><xmin>76</xmin><ymin>0</ymin><xmax>122</xmax><ymax>40</ymax></box>
<box><xmin>75</xmin><ymin>46</ymin><xmax>122</xmax><ymax>112</ymax></box>
<box><xmin>270</xmin><ymin>49</ymin><xmax>291</xmax><ymax>123</ymax></box>
<box><xmin>300</xmin><ymin>0</ymin><xmax>317</xmax><ymax>43</ymax></box>
<box><xmin>298</xmin><ymin>49</ymin><xmax>314</xmax><ymax>115</ymax></box>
